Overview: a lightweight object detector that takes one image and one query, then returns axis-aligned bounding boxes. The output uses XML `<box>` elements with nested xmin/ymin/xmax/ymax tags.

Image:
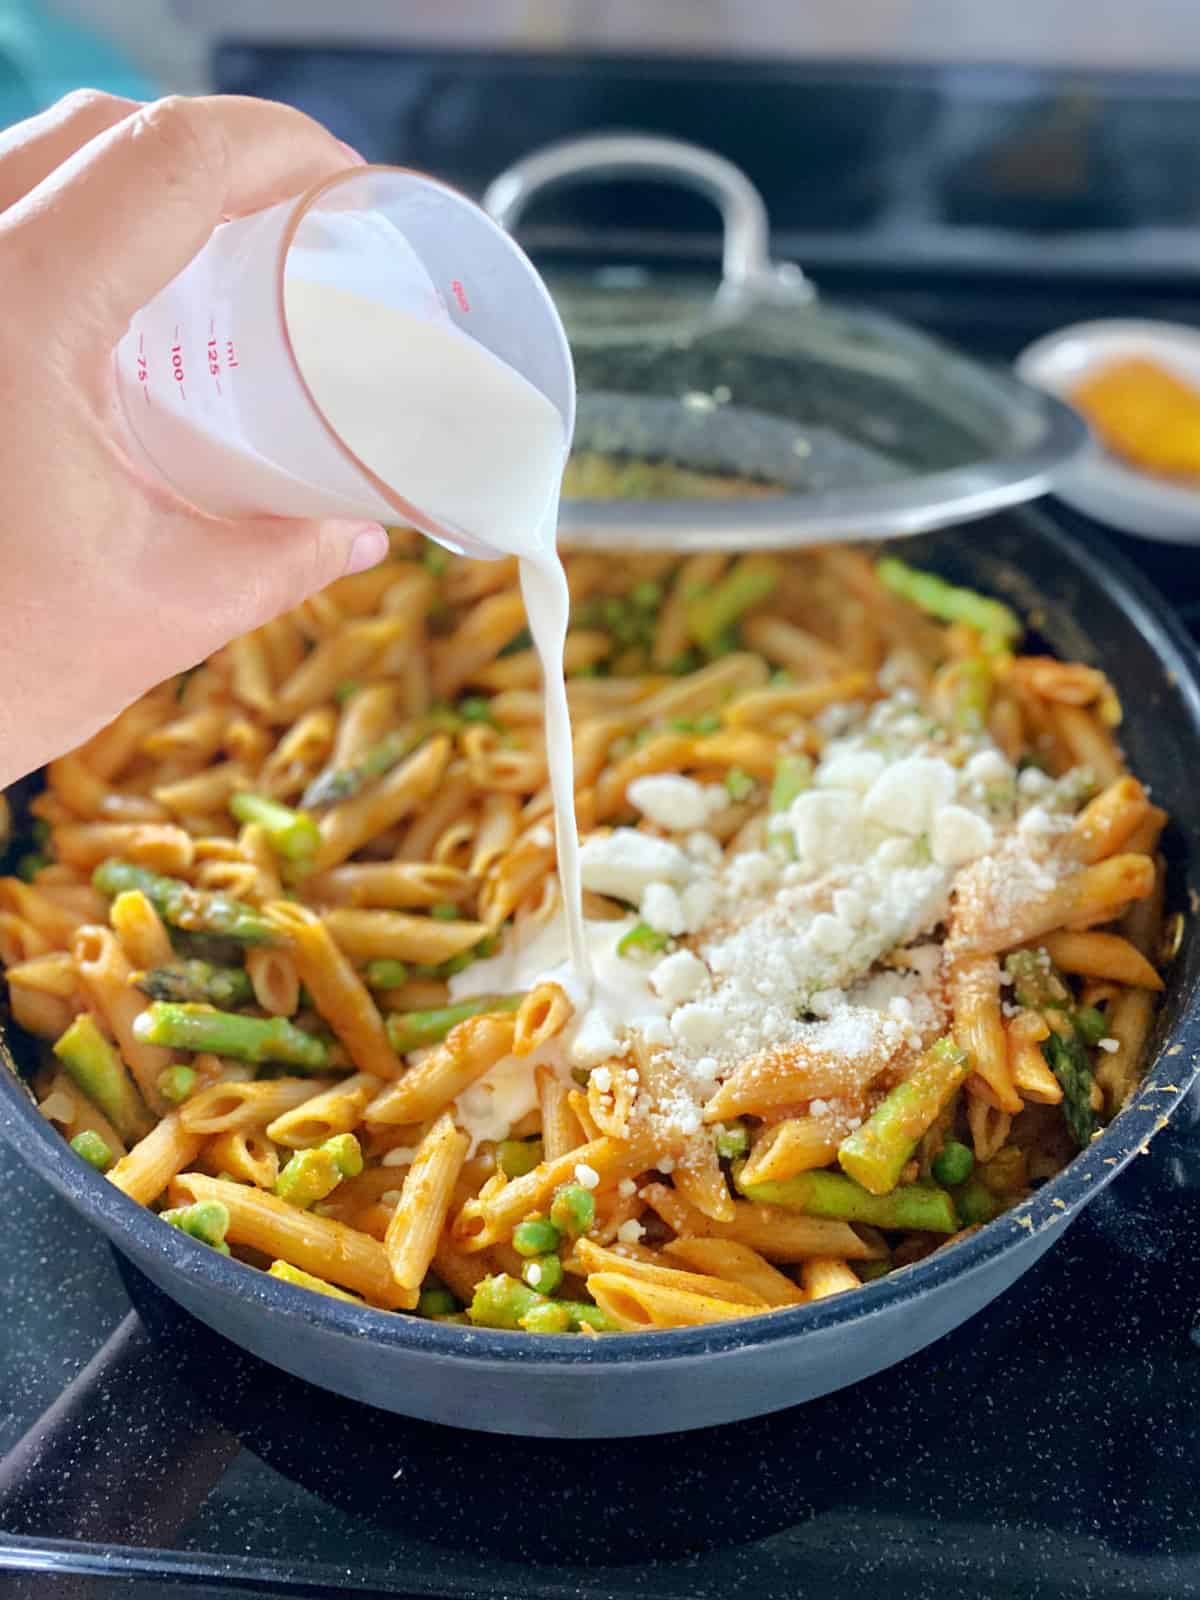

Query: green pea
<box><xmin>522</xmin><ymin>1254</ymin><xmax>563</xmax><ymax>1295</ymax></box>
<box><xmin>550</xmin><ymin>1184</ymin><xmax>595</xmax><ymax>1238</ymax></box>
<box><xmin>513</xmin><ymin>1217</ymin><xmax>562</xmax><ymax>1256</ymax></box>
<box><xmin>714</xmin><ymin>1122</ymin><xmax>750</xmax><ymax>1161</ymax></box>
<box><xmin>498</xmin><ymin>1138</ymin><xmax>543</xmax><ymax>1179</ymax></box>
<box><xmin>333</xmin><ymin>679</ymin><xmax>360</xmax><ymax>705</ymax></box>
<box><xmin>724</xmin><ymin>768</ymin><xmax>755</xmax><ymax>803</ymax></box>
<box><xmin>520</xmin><ymin>1301</ymin><xmax>572</xmax><ymax>1334</ymax></box>
<box><xmin>430</xmin><ymin>903</ymin><xmax>460</xmax><ymax>921</ymax></box>
<box><xmin>458</xmin><ymin>697</ymin><xmax>494</xmax><ymax>724</ymax></box>
<box><xmin>422</xmin><ymin>543</ymin><xmax>450</xmax><ymax>575</ymax></box>
<box><xmin>325</xmin><ymin>1134</ymin><xmax>363</xmax><ymax>1178</ymax></box>
<box><xmin>932</xmin><ymin>1140</ymin><xmax>975</xmax><ymax>1188</ymax></box>
<box><xmin>693</xmin><ymin>712</ymin><xmax>722</xmax><ymax>735</ymax></box>
<box><xmin>617</xmin><ymin>922</ymin><xmax>671</xmax><ymax>960</ymax></box>
<box><xmin>162</xmin><ymin>1199</ymin><xmax>230</xmax><ymax>1253</ymax></box>
<box><xmin>955</xmin><ymin>1178</ymin><xmax>996</xmax><ymax>1229</ymax></box>
<box><xmin>417</xmin><ymin>1286</ymin><xmax>459</xmax><ymax>1318</ymax></box>
<box><xmin>69</xmin><ymin>1129</ymin><xmax>114</xmax><ymax>1172</ymax></box>
<box><xmin>364</xmin><ymin>959</ymin><xmax>409</xmax><ymax>989</ymax></box>
<box><xmin>632</xmin><ymin>580</ymin><xmax>662</xmax><ymax>610</ymax></box>
<box><xmin>857</xmin><ymin>1260</ymin><xmax>891</xmax><ymax>1282</ymax></box>
<box><xmin>156</xmin><ymin>1064</ymin><xmax>197</xmax><ymax>1105</ymax></box>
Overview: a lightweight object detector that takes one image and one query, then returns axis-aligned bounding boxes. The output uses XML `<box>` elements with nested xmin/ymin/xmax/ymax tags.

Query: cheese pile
<box><xmin>447</xmin><ymin>691</ymin><xmax>1080</xmax><ymax>1148</ymax></box>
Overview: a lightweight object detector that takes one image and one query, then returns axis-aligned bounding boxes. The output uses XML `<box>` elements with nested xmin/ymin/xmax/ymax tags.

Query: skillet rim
<box><xmin>2</xmin><ymin>506</ymin><xmax>1198</xmax><ymax>1371</ymax></box>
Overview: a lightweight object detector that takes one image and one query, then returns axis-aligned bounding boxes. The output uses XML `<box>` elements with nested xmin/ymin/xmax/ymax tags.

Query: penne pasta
<box><xmin>384</xmin><ymin>1112</ymin><xmax>471</xmax><ymax>1307</ymax></box>
<box><xmin>108</xmin><ymin>1113</ymin><xmax>204</xmax><ymax>1205</ymax></box>
<box><xmin>800</xmin><ymin>1258</ymin><xmax>862</xmax><ymax>1301</ymax></box>
<box><xmin>1039</xmin><ymin>929</ymin><xmax>1162</xmax><ymax>990</ymax></box>
<box><xmin>110</xmin><ymin>889</ymin><xmax>173</xmax><ymax>970</ymax></box>
<box><xmin>365</xmin><ymin>1011</ymin><xmax>517</xmax><ymax>1126</ymax></box>
<box><xmin>170</xmin><ymin>1173</ymin><xmax>407</xmax><ymax>1305</ymax></box>
<box><xmin>662</xmin><ymin>1237</ymin><xmax>806</xmax><ymax>1307</ymax></box>
<box><xmin>180</xmin><ymin>1077</ymin><xmax>334</xmax><ymax>1135</ymax></box>
<box><xmin>314</xmin><ymin>735</ymin><xmax>451</xmax><ymax>872</ymax></box>
<box><xmin>265</xmin><ymin>901</ymin><xmax>402</xmax><ymax>1079</ymax></box>
<box><xmin>10</xmin><ymin>539</ymin><xmax>1169</xmax><ymax>1334</ymax></box>
<box><xmin>73</xmin><ymin>925</ymin><xmax>171</xmax><ymax>1116</ymax></box>
<box><xmin>267</xmin><ymin>1072</ymin><xmax>380</xmax><ymax>1148</ymax></box>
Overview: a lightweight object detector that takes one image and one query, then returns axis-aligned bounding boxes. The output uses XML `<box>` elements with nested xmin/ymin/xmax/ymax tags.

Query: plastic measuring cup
<box><xmin>113</xmin><ymin>165</ymin><xmax>576</xmax><ymax>559</ymax></box>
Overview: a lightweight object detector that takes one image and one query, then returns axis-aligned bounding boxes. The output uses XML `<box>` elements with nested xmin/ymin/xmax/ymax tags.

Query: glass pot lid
<box><xmin>484</xmin><ymin>135</ymin><xmax>1088</xmax><ymax>550</ymax></box>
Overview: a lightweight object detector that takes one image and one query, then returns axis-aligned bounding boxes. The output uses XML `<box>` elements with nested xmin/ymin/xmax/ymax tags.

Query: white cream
<box><xmin>283</xmin><ymin>277</ymin><xmax>589</xmax><ymax>982</ymax></box>
<box><xmin>447</xmin><ymin>913</ymin><xmax>665</xmax><ymax>1145</ymax></box>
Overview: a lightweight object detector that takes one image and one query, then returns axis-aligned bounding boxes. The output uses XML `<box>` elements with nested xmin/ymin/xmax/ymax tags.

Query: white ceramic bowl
<box><xmin>1016</xmin><ymin>319</ymin><xmax>1200</xmax><ymax>543</ymax></box>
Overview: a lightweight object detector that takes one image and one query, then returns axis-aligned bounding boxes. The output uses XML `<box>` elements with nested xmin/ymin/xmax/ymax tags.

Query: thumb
<box><xmin>231</xmin><ymin>517</ymin><xmax>391</xmax><ymax>627</ymax></box>
<box><xmin>153</xmin><ymin>514</ymin><xmax>390</xmax><ymax>651</ymax></box>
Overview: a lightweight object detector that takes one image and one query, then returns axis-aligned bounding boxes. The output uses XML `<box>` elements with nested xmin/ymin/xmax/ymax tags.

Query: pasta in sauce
<box><xmin>4</xmin><ymin>529</ymin><xmax>1169</xmax><ymax>1333</ymax></box>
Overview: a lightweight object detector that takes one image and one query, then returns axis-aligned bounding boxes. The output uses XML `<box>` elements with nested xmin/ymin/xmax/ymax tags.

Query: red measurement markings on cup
<box><xmin>136</xmin><ymin>332</ymin><xmax>149</xmax><ymax>403</ymax></box>
<box><xmin>206</xmin><ymin>317</ymin><xmax>222</xmax><ymax>395</ymax></box>
<box><xmin>225</xmin><ymin>340</ymin><xmax>239</xmax><ymax>369</ymax></box>
<box><xmin>451</xmin><ymin>280</ymin><xmax>470</xmax><ymax>312</ymax></box>
<box><xmin>170</xmin><ymin>326</ymin><xmax>186</xmax><ymax>401</ymax></box>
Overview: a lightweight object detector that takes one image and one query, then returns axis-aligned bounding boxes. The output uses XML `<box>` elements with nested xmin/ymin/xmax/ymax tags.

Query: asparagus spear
<box><xmin>838</xmin><ymin>1036</ymin><xmax>970</xmax><ymax>1196</ymax></box>
<box><xmin>1003</xmin><ymin>948</ymin><xmax>1071</xmax><ymax>1012</ymax></box>
<box><xmin>686</xmin><ymin>557</ymin><xmax>779</xmax><ymax>651</ymax></box>
<box><xmin>274</xmin><ymin>1134</ymin><xmax>363</xmax><ymax>1209</ymax></box>
<box><xmin>133</xmin><ymin>1002</ymin><xmax>329</xmax><ymax>1071</ymax></box>
<box><xmin>737</xmin><ymin>1168</ymin><xmax>958</xmax><ymax>1233</ymax></box>
<box><xmin>1042</xmin><ymin>1030</ymin><xmax>1099</xmax><ymax>1149</ymax></box>
<box><xmin>951</xmin><ymin>657</ymin><xmax>993</xmax><ymax>732</ymax></box>
<box><xmin>385</xmin><ymin>992</ymin><xmax>523</xmax><ymax>1054</ymax></box>
<box><xmin>93</xmin><ymin>860</ymin><xmax>277</xmax><ymax>945</ymax></box>
<box><xmin>876</xmin><ymin>557</ymin><xmax>1021</xmax><ymax>652</ymax></box>
<box><xmin>229</xmin><ymin>792</ymin><xmax>320</xmax><ymax>867</ymax></box>
<box><xmin>135</xmin><ymin>960</ymin><xmax>255</xmax><ymax>1009</ymax></box>
<box><xmin>467</xmin><ymin>1274</ymin><xmax>612</xmax><ymax>1333</ymax></box>
<box><xmin>302</xmin><ymin>725</ymin><xmax>429</xmax><ymax>811</ymax></box>
<box><xmin>53</xmin><ymin>1013</ymin><xmax>151</xmax><ymax>1143</ymax></box>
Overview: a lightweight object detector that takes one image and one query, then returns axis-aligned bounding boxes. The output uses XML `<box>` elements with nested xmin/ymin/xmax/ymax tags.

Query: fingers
<box><xmin>0</xmin><ymin>88</ymin><xmax>138</xmax><ymax>212</ymax></box>
<box><xmin>5</xmin><ymin>94</ymin><xmax>357</xmax><ymax>339</ymax></box>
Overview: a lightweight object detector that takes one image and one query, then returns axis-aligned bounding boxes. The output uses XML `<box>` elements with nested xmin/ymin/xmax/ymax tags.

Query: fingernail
<box><xmin>343</xmin><ymin>524</ymin><xmax>389</xmax><ymax>575</ymax></box>
<box><xmin>336</xmin><ymin>139</ymin><xmax>368</xmax><ymax>166</ymax></box>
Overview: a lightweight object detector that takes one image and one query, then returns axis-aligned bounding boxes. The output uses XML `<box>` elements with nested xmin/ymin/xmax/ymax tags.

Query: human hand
<box><xmin>0</xmin><ymin>91</ymin><xmax>390</xmax><ymax>787</ymax></box>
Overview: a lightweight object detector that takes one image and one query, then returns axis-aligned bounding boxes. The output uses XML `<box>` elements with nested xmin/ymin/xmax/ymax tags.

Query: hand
<box><xmin>0</xmin><ymin>91</ymin><xmax>389</xmax><ymax>787</ymax></box>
